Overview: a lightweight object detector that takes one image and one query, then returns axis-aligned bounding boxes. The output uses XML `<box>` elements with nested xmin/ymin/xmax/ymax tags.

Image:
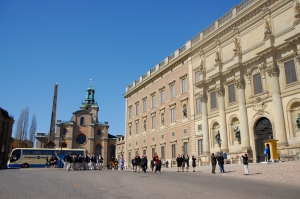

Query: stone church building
<box><xmin>53</xmin><ymin>83</ymin><xmax>117</xmax><ymax>167</ymax></box>
<box><xmin>118</xmin><ymin>0</ymin><xmax>300</xmax><ymax>167</ymax></box>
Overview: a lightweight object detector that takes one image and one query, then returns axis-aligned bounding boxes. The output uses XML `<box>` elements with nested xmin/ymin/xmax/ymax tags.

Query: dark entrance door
<box><xmin>254</xmin><ymin>117</ymin><xmax>273</xmax><ymax>162</ymax></box>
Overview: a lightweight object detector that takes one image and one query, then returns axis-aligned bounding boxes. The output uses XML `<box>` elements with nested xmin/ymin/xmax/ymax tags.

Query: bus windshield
<box><xmin>10</xmin><ymin>149</ymin><xmax>21</xmax><ymax>162</ymax></box>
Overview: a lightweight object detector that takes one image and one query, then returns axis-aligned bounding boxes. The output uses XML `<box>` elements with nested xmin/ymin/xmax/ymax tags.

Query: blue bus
<box><xmin>7</xmin><ymin>148</ymin><xmax>85</xmax><ymax>168</ymax></box>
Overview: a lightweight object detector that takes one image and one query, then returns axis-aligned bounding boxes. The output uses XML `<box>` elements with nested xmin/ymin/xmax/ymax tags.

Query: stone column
<box><xmin>200</xmin><ymin>94</ymin><xmax>210</xmax><ymax>155</ymax></box>
<box><xmin>267</xmin><ymin>66</ymin><xmax>288</xmax><ymax>145</ymax></box>
<box><xmin>89</xmin><ymin>124</ymin><xmax>95</xmax><ymax>153</ymax></box>
<box><xmin>216</xmin><ymin>87</ymin><xmax>228</xmax><ymax>152</ymax></box>
<box><xmin>235</xmin><ymin>78</ymin><xmax>251</xmax><ymax>149</ymax></box>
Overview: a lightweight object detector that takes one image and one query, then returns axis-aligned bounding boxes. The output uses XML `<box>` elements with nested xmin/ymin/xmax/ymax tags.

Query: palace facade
<box><xmin>118</xmin><ymin>0</ymin><xmax>300</xmax><ymax>167</ymax></box>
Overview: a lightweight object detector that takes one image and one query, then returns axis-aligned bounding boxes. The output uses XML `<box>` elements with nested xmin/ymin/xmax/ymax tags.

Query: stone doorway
<box><xmin>254</xmin><ymin>117</ymin><xmax>273</xmax><ymax>162</ymax></box>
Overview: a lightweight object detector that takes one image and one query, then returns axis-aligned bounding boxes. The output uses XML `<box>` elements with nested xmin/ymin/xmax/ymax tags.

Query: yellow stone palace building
<box><xmin>117</xmin><ymin>0</ymin><xmax>300</xmax><ymax>167</ymax></box>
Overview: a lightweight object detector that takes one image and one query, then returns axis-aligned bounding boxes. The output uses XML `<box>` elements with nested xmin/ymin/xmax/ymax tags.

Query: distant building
<box><xmin>0</xmin><ymin>108</ymin><xmax>14</xmax><ymax>169</ymax></box>
<box><xmin>52</xmin><ymin>83</ymin><xmax>117</xmax><ymax>168</ymax></box>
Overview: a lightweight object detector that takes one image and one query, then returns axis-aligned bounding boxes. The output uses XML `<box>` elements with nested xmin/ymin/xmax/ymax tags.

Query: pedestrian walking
<box><xmin>211</xmin><ymin>153</ymin><xmax>217</xmax><ymax>174</ymax></box>
<box><xmin>185</xmin><ymin>155</ymin><xmax>189</xmax><ymax>172</ymax></box>
<box><xmin>192</xmin><ymin>155</ymin><xmax>196</xmax><ymax>172</ymax></box>
<box><xmin>131</xmin><ymin>158</ymin><xmax>135</xmax><ymax>172</ymax></box>
<box><xmin>241</xmin><ymin>154</ymin><xmax>249</xmax><ymax>175</ymax></box>
<box><xmin>135</xmin><ymin>154</ymin><xmax>141</xmax><ymax>173</ymax></box>
<box><xmin>217</xmin><ymin>153</ymin><xmax>225</xmax><ymax>173</ymax></box>
<box><xmin>181</xmin><ymin>154</ymin><xmax>185</xmax><ymax>172</ymax></box>
<box><xmin>176</xmin><ymin>154</ymin><xmax>182</xmax><ymax>172</ymax></box>
<box><xmin>155</xmin><ymin>157</ymin><xmax>162</xmax><ymax>174</ymax></box>
<box><xmin>120</xmin><ymin>157</ymin><xmax>124</xmax><ymax>172</ymax></box>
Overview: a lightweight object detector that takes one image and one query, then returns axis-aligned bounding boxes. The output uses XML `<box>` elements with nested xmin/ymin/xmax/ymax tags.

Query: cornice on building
<box><xmin>123</xmin><ymin>0</ymin><xmax>272</xmax><ymax>97</ymax></box>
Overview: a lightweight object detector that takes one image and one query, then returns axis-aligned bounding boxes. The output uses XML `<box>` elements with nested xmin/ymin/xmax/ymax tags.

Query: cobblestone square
<box><xmin>1</xmin><ymin>161</ymin><xmax>300</xmax><ymax>199</ymax></box>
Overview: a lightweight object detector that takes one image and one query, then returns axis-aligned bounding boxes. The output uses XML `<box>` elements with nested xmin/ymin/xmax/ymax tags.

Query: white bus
<box><xmin>7</xmin><ymin>148</ymin><xmax>85</xmax><ymax>169</ymax></box>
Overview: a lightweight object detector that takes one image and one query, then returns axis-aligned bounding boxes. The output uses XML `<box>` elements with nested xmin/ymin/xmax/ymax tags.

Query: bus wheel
<box><xmin>22</xmin><ymin>163</ymin><xmax>29</xmax><ymax>168</ymax></box>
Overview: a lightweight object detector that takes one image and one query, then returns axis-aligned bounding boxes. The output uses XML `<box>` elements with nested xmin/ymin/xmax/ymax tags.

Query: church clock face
<box><xmin>76</xmin><ymin>134</ymin><xmax>87</xmax><ymax>145</ymax></box>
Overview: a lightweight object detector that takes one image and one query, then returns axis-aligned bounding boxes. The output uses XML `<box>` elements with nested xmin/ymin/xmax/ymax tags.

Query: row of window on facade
<box><xmin>127</xmin><ymin>140</ymin><xmax>203</xmax><ymax>161</ymax></box>
<box><xmin>62</xmin><ymin>128</ymin><xmax>102</xmax><ymax>136</ymax></box>
<box><xmin>128</xmin><ymin>106</ymin><xmax>187</xmax><ymax>135</ymax></box>
<box><xmin>195</xmin><ymin>60</ymin><xmax>297</xmax><ymax>114</ymax></box>
<box><xmin>128</xmin><ymin>78</ymin><xmax>187</xmax><ymax>119</ymax></box>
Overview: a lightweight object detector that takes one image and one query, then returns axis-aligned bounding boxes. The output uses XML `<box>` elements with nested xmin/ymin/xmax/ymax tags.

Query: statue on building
<box><xmin>264</xmin><ymin>20</ymin><xmax>273</xmax><ymax>39</ymax></box>
<box><xmin>233</xmin><ymin>126</ymin><xmax>240</xmax><ymax>141</ymax></box>
<box><xmin>233</xmin><ymin>37</ymin><xmax>241</xmax><ymax>55</ymax></box>
<box><xmin>215</xmin><ymin>50</ymin><xmax>221</xmax><ymax>64</ymax></box>
<box><xmin>183</xmin><ymin>105</ymin><xmax>187</xmax><ymax>118</ymax></box>
<box><xmin>161</xmin><ymin>113</ymin><xmax>164</xmax><ymax>125</ymax></box>
<box><xmin>295</xmin><ymin>1</ymin><xmax>300</xmax><ymax>18</ymax></box>
<box><xmin>215</xmin><ymin>130</ymin><xmax>221</xmax><ymax>144</ymax></box>
<box><xmin>296</xmin><ymin>113</ymin><xmax>300</xmax><ymax>130</ymax></box>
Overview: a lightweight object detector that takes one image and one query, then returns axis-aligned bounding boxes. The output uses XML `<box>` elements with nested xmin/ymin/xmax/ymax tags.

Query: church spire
<box><xmin>85</xmin><ymin>79</ymin><xmax>95</xmax><ymax>104</ymax></box>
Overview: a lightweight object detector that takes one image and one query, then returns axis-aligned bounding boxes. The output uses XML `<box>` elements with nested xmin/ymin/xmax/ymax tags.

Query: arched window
<box><xmin>62</xmin><ymin>128</ymin><xmax>67</xmax><ymax>135</ymax></box>
<box><xmin>96</xmin><ymin>144</ymin><xmax>102</xmax><ymax>156</ymax></box>
<box><xmin>110</xmin><ymin>145</ymin><xmax>115</xmax><ymax>161</ymax></box>
<box><xmin>80</xmin><ymin>117</ymin><xmax>84</xmax><ymax>125</ymax></box>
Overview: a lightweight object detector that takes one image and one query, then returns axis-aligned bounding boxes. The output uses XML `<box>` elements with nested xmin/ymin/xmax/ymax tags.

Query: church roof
<box><xmin>108</xmin><ymin>134</ymin><xmax>117</xmax><ymax>139</ymax></box>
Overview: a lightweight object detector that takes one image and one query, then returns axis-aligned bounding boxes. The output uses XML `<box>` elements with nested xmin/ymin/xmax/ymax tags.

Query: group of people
<box><xmin>128</xmin><ymin>153</ymin><xmax>163</xmax><ymax>174</ymax></box>
<box><xmin>176</xmin><ymin>154</ymin><xmax>197</xmax><ymax>172</ymax></box>
<box><xmin>46</xmin><ymin>156</ymin><xmax>58</xmax><ymax>168</ymax></box>
<box><xmin>211</xmin><ymin>152</ymin><xmax>249</xmax><ymax>175</ymax></box>
<box><xmin>62</xmin><ymin>153</ymin><xmax>104</xmax><ymax>171</ymax></box>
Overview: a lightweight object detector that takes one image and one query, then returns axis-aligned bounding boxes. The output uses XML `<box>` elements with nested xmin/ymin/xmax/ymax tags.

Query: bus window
<box><xmin>23</xmin><ymin>150</ymin><xmax>32</xmax><ymax>155</ymax></box>
<box><xmin>43</xmin><ymin>150</ymin><xmax>53</xmax><ymax>155</ymax></box>
<box><xmin>32</xmin><ymin>150</ymin><xmax>42</xmax><ymax>155</ymax></box>
<box><xmin>10</xmin><ymin>149</ymin><xmax>21</xmax><ymax>162</ymax></box>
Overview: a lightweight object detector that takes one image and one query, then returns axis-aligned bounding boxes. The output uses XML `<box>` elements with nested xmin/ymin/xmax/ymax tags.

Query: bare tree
<box><xmin>15</xmin><ymin>107</ymin><xmax>29</xmax><ymax>144</ymax></box>
<box><xmin>29</xmin><ymin>114</ymin><xmax>37</xmax><ymax>146</ymax></box>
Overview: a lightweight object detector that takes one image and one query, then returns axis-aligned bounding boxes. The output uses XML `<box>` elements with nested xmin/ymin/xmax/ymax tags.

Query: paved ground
<box><xmin>0</xmin><ymin>161</ymin><xmax>300</xmax><ymax>199</ymax></box>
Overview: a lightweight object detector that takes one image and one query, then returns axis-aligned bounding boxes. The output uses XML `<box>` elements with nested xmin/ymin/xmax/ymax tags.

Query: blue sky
<box><xmin>0</xmin><ymin>0</ymin><xmax>241</xmax><ymax>137</ymax></box>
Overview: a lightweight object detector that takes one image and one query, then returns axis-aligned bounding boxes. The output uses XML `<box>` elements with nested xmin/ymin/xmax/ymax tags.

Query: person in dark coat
<box><xmin>211</xmin><ymin>153</ymin><xmax>217</xmax><ymax>174</ymax></box>
<box><xmin>131</xmin><ymin>158</ymin><xmax>135</xmax><ymax>172</ymax></box>
<box><xmin>185</xmin><ymin>155</ymin><xmax>190</xmax><ymax>172</ymax></box>
<box><xmin>181</xmin><ymin>154</ymin><xmax>185</xmax><ymax>172</ymax></box>
<box><xmin>217</xmin><ymin>153</ymin><xmax>225</xmax><ymax>173</ymax></box>
<box><xmin>241</xmin><ymin>154</ymin><xmax>249</xmax><ymax>175</ymax></box>
<box><xmin>155</xmin><ymin>157</ymin><xmax>162</xmax><ymax>174</ymax></box>
<box><xmin>135</xmin><ymin>154</ymin><xmax>141</xmax><ymax>173</ymax></box>
<box><xmin>192</xmin><ymin>155</ymin><xmax>196</xmax><ymax>172</ymax></box>
<box><xmin>176</xmin><ymin>154</ymin><xmax>182</xmax><ymax>172</ymax></box>
<box><xmin>114</xmin><ymin>159</ymin><xmax>119</xmax><ymax>170</ymax></box>
<box><xmin>150</xmin><ymin>160</ymin><xmax>154</xmax><ymax>171</ymax></box>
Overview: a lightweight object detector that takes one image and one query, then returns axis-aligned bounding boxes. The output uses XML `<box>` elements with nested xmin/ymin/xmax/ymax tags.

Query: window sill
<box><xmin>249</xmin><ymin>91</ymin><xmax>269</xmax><ymax>99</ymax></box>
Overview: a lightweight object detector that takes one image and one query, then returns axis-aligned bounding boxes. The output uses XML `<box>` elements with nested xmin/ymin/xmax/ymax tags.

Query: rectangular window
<box><xmin>151</xmin><ymin>95</ymin><xmax>155</xmax><ymax>108</ymax></box>
<box><xmin>143</xmin><ymin>99</ymin><xmax>147</xmax><ymax>112</ymax></box>
<box><xmin>152</xmin><ymin>148</ymin><xmax>155</xmax><ymax>158</ymax></box>
<box><xmin>171</xmin><ymin>108</ymin><xmax>175</xmax><ymax>122</ymax></box>
<box><xmin>183</xmin><ymin>142</ymin><xmax>188</xmax><ymax>156</ymax></box>
<box><xmin>129</xmin><ymin>107</ymin><xmax>132</xmax><ymax>118</ymax></box>
<box><xmin>196</xmin><ymin>98</ymin><xmax>202</xmax><ymax>114</ymax></box>
<box><xmin>136</xmin><ymin>122</ymin><xmax>138</xmax><ymax>134</ymax></box>
<box><xmin>284</xmin><ymin>60</ymin><xmax>297</xmax><ymax>84</ymax></box>
<box><xmin>160</xmin><ymin>90</ymin><xmax>165</xmax><ymax>104</ymax></box>
<box><xmin>135</xmin><ymin>103</ymin><xmax>139</xmax><ymax>115</ymax></box>
<box><xmin>172</xmin><ymin>132</ymin><xmax>175</xmax><ymax>137</ymax></box>
<box><xmin>129</xmin><ymin>126</ymin><xmax>132</xmax><ymax>136</ymax></box>
<box><xmin>172</xmin><ymin>144</ymin><xmax>176</xmax><ymax>159</ymax></box>
<box><xmin>135</xmin><ymin>151</ymin><xmax>138</xmax><ymax>156</ymax></box>
<box><xmin>228</xmin><ymin>84</ymin><xmax>236</xmax><ymax>103</ymax></box>
<box><xmin>253</xmin><ymin>73</ymin><xmax>263</xmax><ymax>95</ymax></box>
<box><xmin>161</xmin><ymin>146</ymin><xmax>165</xmax><ymax>160</ymax></box>
<box><xmin>198</xmin><ymin>125</ymin><xmax>202</xmax><ymax>131</ymax></box>
<box><xmin>195</xmin><ymin>71</ymin><xmax>200</xmax><ymax>83</ymax></box>
<box><xmin>182</xmin><ymin>78</ymin><xmax>187</xmax><ymax>93</ymax></box>
<box><xmin>143</xmin><ymin>150</ymin><xmax>146</xmax><ymax>156</ymax></box>
<box><xmin>198</xmin><ymin>139</ymin><xmax>203</xmax><ymax>156</ymax></box>
<box><xmin>161</xmin><ymin>134</ymin><xmax>164</xmax><ymax>139</ymax></box>
<box><xmin>210</xmin><ymin>91</ymin><xmax>217</xmax><ymax>109</ymax></box>
<box><xmin>170</xmin><ymin>84</ymin><xmax>175</xmax><ymax>99</ymax></box>
<box><xmin>152</xmin><ymin>116</ymin><xmax>156</xmax><ymax>129</ymax></box>
<box><xmin>183</xmin><ymin>129</ymin><xmax>187</xmax><ymax>134</ymax></box>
